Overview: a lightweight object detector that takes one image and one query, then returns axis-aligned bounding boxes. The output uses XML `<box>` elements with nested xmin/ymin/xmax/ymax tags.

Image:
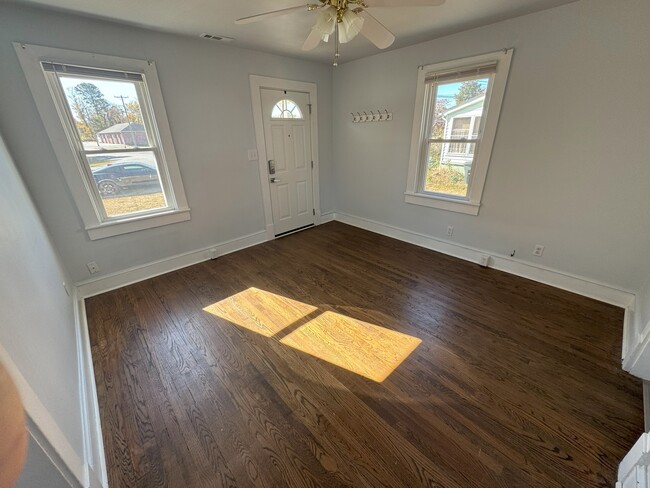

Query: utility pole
<box><xmin>115</xmin><ymin>95</ymin><xmax>138</xmax><ymax>147</ymax></box>
<box><xmin>115</xmin><ymin>95</ymin><xmax>130</xmax><ymax>122</ymax></box>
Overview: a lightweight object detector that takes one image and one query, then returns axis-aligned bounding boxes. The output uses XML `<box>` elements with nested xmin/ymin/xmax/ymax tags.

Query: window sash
<box><xmin>417</xmin><ymin>72</ymin><xmax>495</xmax><ymax>199</ymax></box>
<box><xmin>44</xmin><ymin>69</ymin><xmax>177</xmax><ymax>222</ymax></box>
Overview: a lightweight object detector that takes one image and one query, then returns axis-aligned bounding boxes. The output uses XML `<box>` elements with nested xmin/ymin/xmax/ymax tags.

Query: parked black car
<box><xmin>92</xmin><ymin>162</ymin><xmax>159</xmax><ymax>196</ymax></box>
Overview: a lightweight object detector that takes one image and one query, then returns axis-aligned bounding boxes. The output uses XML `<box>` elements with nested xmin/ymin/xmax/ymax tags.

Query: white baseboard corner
<box><xmin>320</xmin><ymin>211</ymin><xmax>335</xmax><ymax>224</ymax></box>
<box><xmin>76</xmin><ymin>230</ymin><xmax>269</xmax><ymax>299</ymax></box>
<box><xmin>333</xmin><ymin>211</ymin><xmax>635</xmax><ymax>309</ymax></box>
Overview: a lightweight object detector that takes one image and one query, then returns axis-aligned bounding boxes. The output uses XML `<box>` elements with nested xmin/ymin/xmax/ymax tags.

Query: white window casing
<box><xmin>14</xmin><ymin>43</ymin><xmax>190</xmax><ymax>240</ymax></box>
<box><xmin>405</xmin><ymin>49</ymin><xmax>513</xmax><ymax>215</ymax></box>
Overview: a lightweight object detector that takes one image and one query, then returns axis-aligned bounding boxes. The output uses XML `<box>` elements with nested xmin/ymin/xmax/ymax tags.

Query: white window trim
<box><xmin>13</xmin><ymin>43</ymin><xmax>190</xmax><ymax>240</ymax></box>
<box><xmin>405</xmin><ymin>49</ymin><xmax>513</xmax><ymax>216</ymax></box>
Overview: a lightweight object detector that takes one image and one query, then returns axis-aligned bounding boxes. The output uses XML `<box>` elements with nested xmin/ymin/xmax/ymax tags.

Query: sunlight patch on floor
<box><xmin>280</xmin><ymin>311</ymin><xmax>422</xmax><ymax>382</ymax></box>
<box><xmin>203</xmin><ymin>287</ymin><xmax>317</xmax><ymax>337</ymax></box>
<box><xmin>203</xmin><ymin>288</ymin><xmax>421</xmax><ymax>381</ymax></box>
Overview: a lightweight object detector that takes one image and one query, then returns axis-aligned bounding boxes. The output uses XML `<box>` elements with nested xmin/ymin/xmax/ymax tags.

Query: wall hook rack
<box><xmin>351</xmin><ymin>109</ymin><xmax>393</xmax><ymax>123</ymax></box>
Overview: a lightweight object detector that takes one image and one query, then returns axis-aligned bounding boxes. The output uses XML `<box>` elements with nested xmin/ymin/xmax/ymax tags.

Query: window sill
<box><xmin>85</xmin><ymin>207</ymin><xmax>191</xmax><ymax>240</ymax></box>
<box><xmin>404</xmin><ymin>192</ymin><xmax>480</xmax><ymax>215</ymax></box>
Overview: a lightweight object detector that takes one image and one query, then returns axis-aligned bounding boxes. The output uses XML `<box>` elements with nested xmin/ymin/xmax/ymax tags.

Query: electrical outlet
<box><xmin>87</xmin><ymin>261</ymin><xmax>100</xmax><ymax>274</ymax></box>
<box><xmin>247</xmin><ymin>149</ymin><xmax>258</xmax><ymax>161</ymax></box>
<box><xmin>533</xmin><ymin>245</ymin><xmax>545</xmax><ymax>257</ymax></box>
<box><xmin>446</xmin><ymin>225</ymin><xmax>454</xmax><ymax>237</ymax></box>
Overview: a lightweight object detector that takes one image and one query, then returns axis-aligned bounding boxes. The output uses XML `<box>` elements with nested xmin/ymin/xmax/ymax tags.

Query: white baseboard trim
<box><xmin>0</xmin><ymin>342</ymin><xmax>85</xmax><ymax>487</ymax></box>
<box><xmin>333</xmin><ymin>211</ymin><xmax>636</xmax><ymax>309</ymax></box>
<box><xmin>320</xmin><ymin>211</ymin><xmax>335</xmax><ymax>224</ymax></box>
<box><xmin>74</xmin><ymin>292</ymin><xmax>109</xmax><ymax>488</ymax></box>
<box><xmin>76</xmin><ymin>230</ymin><xmax>268</xmax><ymax>298</ymax></box>
<box><xmin>622</xmin><ymin>307</ymin><xmax>635</xmax><ymax>366</ymax></box>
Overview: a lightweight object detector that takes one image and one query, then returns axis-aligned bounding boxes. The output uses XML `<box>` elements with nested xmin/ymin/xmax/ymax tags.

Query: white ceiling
<box><xmin>7</xmin><ymin>0</ymin><xmax>577</xmax><ymax>63</ymax></box>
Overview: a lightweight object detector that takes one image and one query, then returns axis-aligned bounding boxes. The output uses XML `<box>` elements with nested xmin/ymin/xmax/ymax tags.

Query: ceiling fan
<box><xmin>235</xmin><ymin>0</ymin><xmax>446</xmax><ymax>66</ymax></box>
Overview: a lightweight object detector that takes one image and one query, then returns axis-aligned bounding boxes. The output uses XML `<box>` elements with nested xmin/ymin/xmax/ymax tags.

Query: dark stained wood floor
<box><xmin>86</xmin><ymin>222</ymin><xmax>643</xmax><ymax>488</ymax></box>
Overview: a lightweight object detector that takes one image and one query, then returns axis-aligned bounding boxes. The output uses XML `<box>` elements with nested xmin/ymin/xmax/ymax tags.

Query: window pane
<box><xmin>271</xmin><ymin>99</ymin><xmax>303</xmax><ymax>119</ymax></box>
<box><xmin>87</xmin><ymin>151</ymin><xmax>168</xmax><ymax>217</ymax></box>
<box><xmin>58</xmin><ymin>76</ymin><xmax>152</xmax><ymax>151</ymax></box>
<box><xmin>424</xmin><ymin>142</ymin><xmax>476</xmax><ymax>197</ymax></box>
<box><xmin>430</xmin><ymin>77</ymin><xmax>490</xmax><ymax>139</ymax></box>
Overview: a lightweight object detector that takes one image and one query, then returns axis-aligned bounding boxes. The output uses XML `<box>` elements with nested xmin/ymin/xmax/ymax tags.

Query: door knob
<box><xmin>270</xmin><ymin>177</ymin><xmax>281</xmax><ymax>183</ymax></box>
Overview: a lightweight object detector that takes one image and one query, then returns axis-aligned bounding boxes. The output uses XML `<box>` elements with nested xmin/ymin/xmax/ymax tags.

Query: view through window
<box><xmin>53</xmin><ymin>70</ymin><xmax>169</xmax><ymax>218</ymax></box>
<box><xmin>425</xmin><ymin>76</ymin><xmax>490</xmax><ymax>197</ymax></box>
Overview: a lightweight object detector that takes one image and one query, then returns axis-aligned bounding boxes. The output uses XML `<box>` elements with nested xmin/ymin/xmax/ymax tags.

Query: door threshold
<box><xmin>275</xmin><ymin>223</ymin><xmax>314</xmax><ymax>238</ymax></box>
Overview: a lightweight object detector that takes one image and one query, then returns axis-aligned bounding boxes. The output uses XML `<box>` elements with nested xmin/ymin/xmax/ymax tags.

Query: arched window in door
<box><xmin>271</xmin><ymin>99</ymin><xmax>303</xmax><ymax>119</ymax></box>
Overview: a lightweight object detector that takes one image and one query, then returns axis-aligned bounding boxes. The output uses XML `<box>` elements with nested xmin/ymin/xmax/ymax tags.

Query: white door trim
<box><xmin>250</xmin><ymin>75</ymin><xmax>321</xmax><ymax>239</ymax></box>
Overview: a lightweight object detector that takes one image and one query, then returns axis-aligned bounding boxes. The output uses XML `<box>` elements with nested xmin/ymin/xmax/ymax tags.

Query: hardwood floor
<box><xmin>86</xmin><ymin>222</ymin><xmax>643</xmax><ymax>488</ymax></box>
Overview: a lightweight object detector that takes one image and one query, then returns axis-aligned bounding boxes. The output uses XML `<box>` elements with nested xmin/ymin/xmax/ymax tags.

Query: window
<box><xmin>272</xmin><ymin>99</ymin><xmax>303</xmax><ymax>119</ymax></box>
<box><xmin>15</xmin><ymin>44</ymin><xmax>190</xmax><ymax>239</ymax></box>
<box><xmin>405</xmin><ymin>50</ymin><xmax>513</xmax><ymax>215</ymax></box>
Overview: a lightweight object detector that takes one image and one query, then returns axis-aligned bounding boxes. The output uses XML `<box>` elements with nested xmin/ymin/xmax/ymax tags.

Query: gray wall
<box><xmin>0</xmin><ymin>131</ymin><xmax>84</xmax><ymax>477</ymax></box>
<box><xmin>0</xmin><ymin>3</ymin><xmax>334</xmax><ymax>282</ymax></box>
<box><xmin>332</xmin><ymin>0</ymin><xmax>650</xmax><ymax>292</ymax></box>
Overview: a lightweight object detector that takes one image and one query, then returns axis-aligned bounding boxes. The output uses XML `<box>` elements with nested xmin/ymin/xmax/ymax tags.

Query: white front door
<box><xmin>261</xmin><ymin>88</ymin><xmax>314</xmax><ymax>236</ymax></box>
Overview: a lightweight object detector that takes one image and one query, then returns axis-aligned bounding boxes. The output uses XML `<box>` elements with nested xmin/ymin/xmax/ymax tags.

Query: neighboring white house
<box><xmin>440</xmin><ymin>94</ymin><xmax>484</xmax><ymax>182</ymax></box>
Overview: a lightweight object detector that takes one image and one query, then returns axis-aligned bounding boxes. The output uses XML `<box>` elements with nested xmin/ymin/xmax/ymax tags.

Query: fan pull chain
<box><xmin>333</xmin><ymin>22</ymin><xmax>340</xmax><ymax>67</ymax></box>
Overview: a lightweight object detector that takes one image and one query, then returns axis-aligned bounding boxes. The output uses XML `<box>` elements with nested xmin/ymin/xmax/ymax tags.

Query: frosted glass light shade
<box><xmin>313</xmin><ymin>7</ymin><xmax>364</xmax><ymax>44</ymax></box>
<box><xmin>339</xmin><ymin>9</ymin><xmax>364</xmax><ymax>43</ymax></box>
<box><xmin>313</xmin><ymin>6</ymin><xmax>336</xmax><ymax>38</ymax></box>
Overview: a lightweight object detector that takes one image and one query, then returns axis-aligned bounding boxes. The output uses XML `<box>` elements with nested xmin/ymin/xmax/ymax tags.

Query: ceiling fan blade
<box><xmin>367</xmin><ymin>0</ymin><xmax>445</xmax><ymax>6</ymax></box>
<box><xmin>235</xmin><ymin>4</ymin><xmax>319</xmax><ymax>25</ymax></box>
<box><xmin>302</xmin><ymin>29</ymin><xmax>322</xmax><ymax>51</ymax></box>
<box><xmin>358</xmin><ymin>10</ymin><xmax>395</xmax><ymax>49</ymax></box>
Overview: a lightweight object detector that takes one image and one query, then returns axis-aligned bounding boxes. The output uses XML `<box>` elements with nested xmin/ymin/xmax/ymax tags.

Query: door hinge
<box><xmin>313</xmin><ymin>209</ymin><xmax>316</xmax><ymax>216</ymax></box>
<box><xmin>311</xmin><ymin>160</ymin><xmax>314</xmax><ymax>169</ymax></box>
<box><xmin>308</xmin><ymin>103</ymin><xmax>312</xmax><ymax>114</ymax></box>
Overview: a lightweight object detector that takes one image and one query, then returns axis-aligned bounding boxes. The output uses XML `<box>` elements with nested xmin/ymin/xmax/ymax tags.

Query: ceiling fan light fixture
<box><xmin>235</xmin><ymin>0</ymin><xmax>443</xmax><ymax>61</ymax></box>
<box><xmin>338</xmin><ymin>9</ymin><xmax>364</xmax><ymax>43</ymax></box>
<box><xmin>313</xmin><ymin>6</ymin><xmax>337</xmax><ymax>39</ymax></box>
